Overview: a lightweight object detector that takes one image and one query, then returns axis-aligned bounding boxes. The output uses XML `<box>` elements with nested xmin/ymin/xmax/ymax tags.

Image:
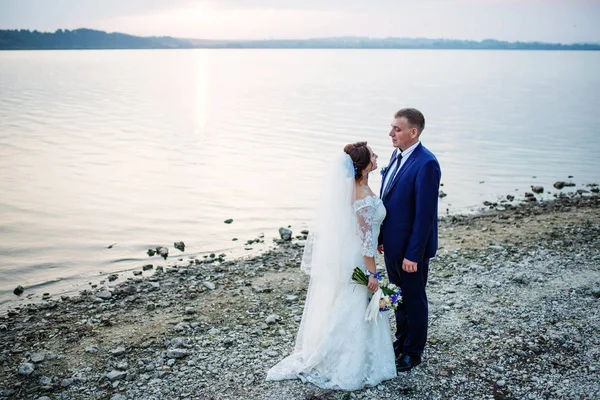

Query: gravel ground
<box><xmin>1</xmin><ymin>193</ymin><xmax>599</xmax><ymax>400</ymax></box>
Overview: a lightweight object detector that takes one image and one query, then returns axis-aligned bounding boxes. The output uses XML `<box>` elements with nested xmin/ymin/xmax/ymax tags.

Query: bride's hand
<box><xmin>367</xmin><ymin>276</ymin><xmax>379</xmax><ymax>292</ymax></box>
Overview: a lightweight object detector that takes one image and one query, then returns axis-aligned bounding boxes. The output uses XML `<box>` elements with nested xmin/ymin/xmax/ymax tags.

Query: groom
<box><xmin>378</xmin><ymin>108</ymin><xmax>441</xmax><ymax>372</ymax></box>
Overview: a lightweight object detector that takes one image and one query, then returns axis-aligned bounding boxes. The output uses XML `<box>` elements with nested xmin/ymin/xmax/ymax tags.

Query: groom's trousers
<box><xmin>384</xmin><ymin>256</ymin><xmax>429</xmax><ymax>357</ymax></box>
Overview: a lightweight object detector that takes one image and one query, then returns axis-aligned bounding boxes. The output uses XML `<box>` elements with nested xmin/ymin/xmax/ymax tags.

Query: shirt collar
<box><xmin>399</xmin><ymin>141</ymin><xmax>420</xmax><ymax>158</ymax></box>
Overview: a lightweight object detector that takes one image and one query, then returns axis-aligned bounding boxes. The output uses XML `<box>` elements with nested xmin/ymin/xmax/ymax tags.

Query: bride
<box><xmin>266</xmin><ymin>142</ymin><xmax>396</xmax><ymax>390</ymax></box>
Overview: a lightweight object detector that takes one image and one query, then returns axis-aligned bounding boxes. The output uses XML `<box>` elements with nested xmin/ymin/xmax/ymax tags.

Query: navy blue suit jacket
<box><xmin>379</xmin><ymin>142</ymin><xmax>441</xmax><ymax>263</ymax></box>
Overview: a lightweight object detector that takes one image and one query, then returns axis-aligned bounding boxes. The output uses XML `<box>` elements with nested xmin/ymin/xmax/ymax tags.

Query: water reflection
<box><xmin>0</xmin><ymin>49</ymin><xmax>599</xmax><ymax>308</ymax></box>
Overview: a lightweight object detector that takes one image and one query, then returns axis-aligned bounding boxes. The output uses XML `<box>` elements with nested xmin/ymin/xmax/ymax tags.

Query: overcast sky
<box><xmin>1</xmin><ymin>0</ymin><xmax>599</xmax><ymax>43</ymax></box>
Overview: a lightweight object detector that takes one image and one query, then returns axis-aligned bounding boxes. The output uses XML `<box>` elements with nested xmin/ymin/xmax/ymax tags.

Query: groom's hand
<box><xmin>377</xmin><ymin>244</ymin><xmax>384</xmax><ymax>254</ymax></box>
<box><xmin>402</xmin><ymin>258</ymin><xmax>418</xmax><ymax>273</ymax></box>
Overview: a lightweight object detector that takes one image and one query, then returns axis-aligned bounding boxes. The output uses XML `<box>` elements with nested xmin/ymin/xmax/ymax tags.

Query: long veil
<box><xmin>293</xmin><ymin>151</ymin><xmax>362</xmax><ymax>366</ymax></box>
<box><xmin>267</xmin><ymin>152</ymin><xmax>397</xmax><ymax>389</ymax></box>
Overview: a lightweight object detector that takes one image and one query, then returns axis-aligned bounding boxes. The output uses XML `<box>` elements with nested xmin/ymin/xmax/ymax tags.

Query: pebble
<box><xmin>203</xmin><ymin>281</ymin><xmax>216</xmax><ymax>290</ymax></box>
<box><xmin>174</xmin><ymin>322</ymin><xmax>190</xmax><ymax>332</ymax></box>
<box><xmin>105</xmin><ymin>370</ymin><xmax>127</xmax><ymax>382</ymax></box>
<box><xmin>110</xmin><ymin>347</ymin><xmax>127</xmax><ymax>356</ymax></box>
<box><xmin>285</xmin><ymin>295</ymin><xmax>298</xmax><ymax>303</ymax></box>
<box><xmin>61</xmin><ymin>378</ymin><xmax>75</xmax><ymax>387</ymax></box>
<box><xmin>18</xmin><ymin>362</ymin><xmax>35</xmax><ymax>376</ymax></box>
<box><xmin>97</xmin><ymin>291</ymin><xmax>112</xmax><ymax>300</ymax></box>
<box><xmin>1</xmin><ymin>194</ymin><xmax>598</xmax><ymax>400</ymax></box>
<box><xmin>30</xmin><ymin>352</ymin><xmax>45</xmax><ymax>363</ymax></box>
<box><xmin>166</xmin><ymin>349</ymin><xmax>189</xmax><ymax>359</ymax></box>
<box><xmin>39</xmin><ymin>377</ymin><xmax>52</xmax><ymax>385</ymax></box>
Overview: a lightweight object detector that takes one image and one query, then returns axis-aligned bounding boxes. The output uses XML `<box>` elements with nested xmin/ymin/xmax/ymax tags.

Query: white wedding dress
<box><xmin>266</xmin><ymin>153</ymin><xmax>396</xmax><ymax>391</ymax></box>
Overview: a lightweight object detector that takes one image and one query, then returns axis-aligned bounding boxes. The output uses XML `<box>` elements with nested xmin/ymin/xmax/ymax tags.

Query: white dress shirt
<box><xmin>382</xmin><ymin>141</ymin><xmax>420</xmax><ymax>190</ymax></box>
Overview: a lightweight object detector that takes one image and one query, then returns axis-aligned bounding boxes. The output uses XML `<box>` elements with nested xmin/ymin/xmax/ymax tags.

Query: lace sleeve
<box><xmin>355</xmin><ymin>203</ymin><xmax>376</xmax><ymax>258</ymax></box>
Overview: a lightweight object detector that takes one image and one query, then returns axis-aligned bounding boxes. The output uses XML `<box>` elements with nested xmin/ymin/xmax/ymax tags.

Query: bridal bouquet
<box><xmin>351</xmin><ymin>267</ymin><xmax>402</xmax><ymax>315</ymax></box>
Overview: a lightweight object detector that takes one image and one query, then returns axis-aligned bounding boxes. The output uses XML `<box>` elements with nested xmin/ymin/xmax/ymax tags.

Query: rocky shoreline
<box><xmin>1</xmin><ymin>193</ymin><xmax>599</xmax><ymax>400</ymax></box>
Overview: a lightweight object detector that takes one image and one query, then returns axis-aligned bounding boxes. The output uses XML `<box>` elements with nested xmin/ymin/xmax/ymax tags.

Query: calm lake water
<box><xmin>1</xmin><ymin>49</ymin><xmax>599</xmax><ymax>309</ymax></box>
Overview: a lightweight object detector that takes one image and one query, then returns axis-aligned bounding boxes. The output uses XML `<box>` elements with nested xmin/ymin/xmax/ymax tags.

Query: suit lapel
<box><xmin>380</xmin><ymin>149</ymin><xmax>399</xmax><ymax>197</ymax></box>
<box><xmin>382</xmin><ymin>143</ymin><xmax>423</xmax><ymax>200</ymax></box>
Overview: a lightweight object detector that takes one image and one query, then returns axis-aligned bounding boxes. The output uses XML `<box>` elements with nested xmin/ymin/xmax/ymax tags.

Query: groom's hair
<box><xmin>395</xmin><ymin>108</ymin><xmax>425</xmax><ymax>134</ymax></box>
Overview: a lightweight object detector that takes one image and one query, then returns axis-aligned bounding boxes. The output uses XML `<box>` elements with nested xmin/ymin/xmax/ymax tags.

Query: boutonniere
<box><xmin>380</xmin><ymin>166</ymin><xmax>388</xmax><ymax>176</ymax></box>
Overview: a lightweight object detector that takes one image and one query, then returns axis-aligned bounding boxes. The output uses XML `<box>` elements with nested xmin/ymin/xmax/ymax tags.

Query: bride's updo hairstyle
<box><xmin>343</xmin><ymin>141</ymin><xmax>371</xmax><ymax>181</ymax></box>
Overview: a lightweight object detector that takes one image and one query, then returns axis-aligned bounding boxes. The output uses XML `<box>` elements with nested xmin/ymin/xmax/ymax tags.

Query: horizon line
<box><xmin>2</xmin><ymin>27</ymin><xmax>599</xmax><ymax>46</ymax></box>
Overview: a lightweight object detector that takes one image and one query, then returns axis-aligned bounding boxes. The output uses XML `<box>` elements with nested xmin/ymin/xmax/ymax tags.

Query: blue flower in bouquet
<box><xmin>351</xmin><ymin>267</ymin><xmax>402</xmax><ymax>313</ymax></box>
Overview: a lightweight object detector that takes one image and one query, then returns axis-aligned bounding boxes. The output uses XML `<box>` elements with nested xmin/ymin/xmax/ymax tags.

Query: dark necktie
<box><xmin>383</xmin><ymin>152</ymin><xmax>402</xmax><ymax>196</ymax></box>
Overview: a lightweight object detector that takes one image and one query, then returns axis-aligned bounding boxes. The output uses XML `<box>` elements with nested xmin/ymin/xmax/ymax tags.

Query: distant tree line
<box><xmin>0</xmin><ymin>29</ymin><xmax>191</xmax><ymax>50</ymax></box>
<box><xmin>1</xmin><ymin>29</ymin><xmax>599</xmax><ymax>51</ymax></box>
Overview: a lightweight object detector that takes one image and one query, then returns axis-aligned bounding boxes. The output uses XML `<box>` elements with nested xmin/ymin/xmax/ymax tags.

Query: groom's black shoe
<box><xmin>393</xmin><ymin>341</ymin><xmax>404</xmax><ymax>358</ymax></box>
<box><xmin>396</xmin><ymin>353</ymin><xmax>422</xmax><ymax>372</ymax></box>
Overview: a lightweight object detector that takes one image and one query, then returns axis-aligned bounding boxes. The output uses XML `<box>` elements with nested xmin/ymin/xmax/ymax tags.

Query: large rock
<box><xmin>157</xmin><ymin>246</ymin><xmax>169</xmax><ymax>260</ymax></box>
<box><xmin>553</xmin><ymin>181</ymin><xmax>576</xmax><ymax>190</ymax></box>
<box><xmin>174</xmin><ymin>241</ymin><xmax>185</xmax><ymax>251</ymax></box>
<box><xmin>531</xmin><ymin>186</ymin><xmax>544</xmax><ymax>194</ymax></box>
<box><xmin>279</xmin><ymin>227</ymin><xmax>293</xmax><ymax>241</ymax></box>
<box><xmin>13</xmin><ymin>285</ymin><xmax>24</xmax><ymax>296</ymax></box>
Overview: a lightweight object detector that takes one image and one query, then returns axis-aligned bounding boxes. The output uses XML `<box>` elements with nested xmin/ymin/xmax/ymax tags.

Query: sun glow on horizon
<box><xmin>70</xmin><ymin>0</ymin><xmax>600</xmax><ymax>42</ymax></box>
